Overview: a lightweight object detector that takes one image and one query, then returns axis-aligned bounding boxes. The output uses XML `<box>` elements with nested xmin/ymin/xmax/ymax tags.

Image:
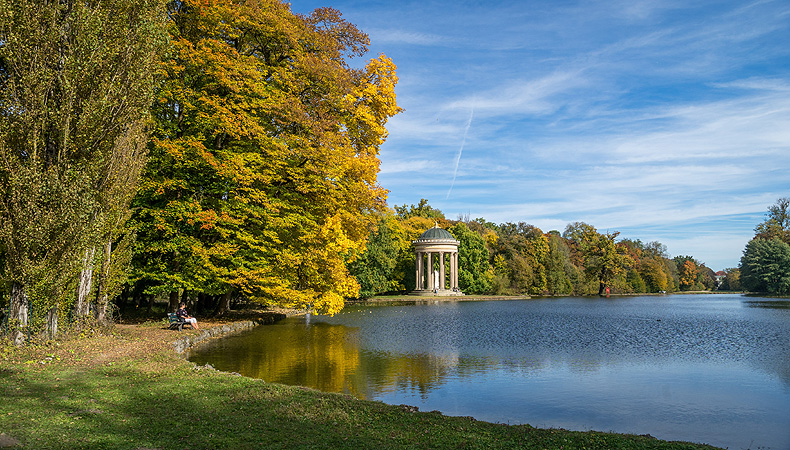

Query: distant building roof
<box><xmin>418</xmin><ymin>224</ymin><xmax>455</xmax><ymax>240</ymax></box>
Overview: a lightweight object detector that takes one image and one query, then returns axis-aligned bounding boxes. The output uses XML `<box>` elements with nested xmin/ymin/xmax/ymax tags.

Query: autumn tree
<box><xmin>639</xmin><ymin>258</ymin><xmax>669</xmax><ymax>292</ymax></box>
<box><xmin>678</xmin><ymin>260</ymin><xmax>698</xmax><ymax>290</ymax></box>
<box><xmin>673</xmin><ymin>255</ymin><xmax>712</xmax><ymax>291</ymax></box>
<box><xmin>564</xmin><ymin>222</ymin><xmax>632</xmax><ymax>296</ymax></box>
<box><xmin>0</xmin><ymin>0</ymin><xmax>167</xmax><ymax>344</ymax></box>
<box><xmin>697</xmin><ymin>264</ymin><xmax>716</xmax><ymax>290</ymax></box>
<box><xmin>490</xmin><ymin>223</ymin><xmax>548</xmax><ymax>294</ymax></box>
<box><xmin>131</xmin><ymin>0</ymin><xmax>400</xmax><ymax>315</ymax></box>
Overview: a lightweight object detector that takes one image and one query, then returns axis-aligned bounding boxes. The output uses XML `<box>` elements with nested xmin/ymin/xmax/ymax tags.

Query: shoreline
<box><xmin>347</xmin><ymin>294</ymin><xmax>531</xmax><ymax>304</ymax></box>
<box><xmin>351</xmin><ymin>291</ymin><xmax>746</xmax><ymax>304</ymax></box>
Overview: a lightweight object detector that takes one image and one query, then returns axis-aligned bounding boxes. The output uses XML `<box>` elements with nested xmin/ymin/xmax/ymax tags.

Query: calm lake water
<box><xmin>189</xmin><ymin>294</ymin><xmax>790</xmax><ymax>449</ymax></box>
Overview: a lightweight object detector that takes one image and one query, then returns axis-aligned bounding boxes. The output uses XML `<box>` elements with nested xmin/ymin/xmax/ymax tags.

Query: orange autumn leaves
<box><xmin>131</xmin><ymin>0</ymin><xmax>400</xmax><ymax>314</ymax></box>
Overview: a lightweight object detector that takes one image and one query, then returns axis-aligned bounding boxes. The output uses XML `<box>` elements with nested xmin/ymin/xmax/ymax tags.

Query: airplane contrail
<box><xmin>446</xmin><ymin>107</ymin><xmax>474</xmax><ymax>199</ymax></box>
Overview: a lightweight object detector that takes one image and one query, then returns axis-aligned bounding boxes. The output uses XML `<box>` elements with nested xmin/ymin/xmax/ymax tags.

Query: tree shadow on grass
<box><xmin>1</xmin><ymin>363</ymin><xmax>397</xmax><ymax>449</ymax></box>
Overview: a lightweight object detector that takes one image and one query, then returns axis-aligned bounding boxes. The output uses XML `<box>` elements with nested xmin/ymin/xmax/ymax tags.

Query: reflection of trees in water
<box><xmin>355</xmin><ymin>351</ymin><xmax>605</xmax><ymax>400</ymax></box>
<box><xmin>192</xmin><ymin>321</ymin><xmax>362</xmax><ymax>396</ymax></box>
<box><xmin>355</xmin><ymin>352</ymin><xmax>461</xmax><ymax>400</ymax></box>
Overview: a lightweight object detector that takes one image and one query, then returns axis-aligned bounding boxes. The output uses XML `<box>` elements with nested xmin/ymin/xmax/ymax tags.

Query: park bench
<box><xmin>167</xmin><ymin>312</ymin><xmax>193</xmax><ymax>331</ymax></box>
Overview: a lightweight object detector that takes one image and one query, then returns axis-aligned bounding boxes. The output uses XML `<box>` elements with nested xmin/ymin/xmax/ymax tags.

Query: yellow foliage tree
<box><xmin>130</xmin><ymin>0</ymin><xmax>400</xmax><ymax>315</ymax></box>
<box><xmin>679</xmin><ymin>260</ymin><xmax>698</xmax><ymax>291</ymax></box>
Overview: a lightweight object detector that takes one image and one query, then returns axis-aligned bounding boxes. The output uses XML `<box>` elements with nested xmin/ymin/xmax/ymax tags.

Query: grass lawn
<box><xmin>1</xmin><ymin>316</ymin><xmax>722</xmax><ymax>450</ymax></box>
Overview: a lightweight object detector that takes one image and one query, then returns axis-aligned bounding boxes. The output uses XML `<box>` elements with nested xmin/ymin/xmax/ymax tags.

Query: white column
<box><xmin>427</xmin><ymin>252</ymin><xmax>433</xmax><ymax>290</ymax></box>
<box><xmin>451</xmin><ymin>252</ymin><xmax>455</xmax><ymax>289</ymax></box>
<box><xmin>419</xmin><ymin>252</ymin><xmax>425</xmax><ymax>290</ymax></box>
<box><xmin>453</xmin><ymin>252</ymin><xmax>459</xmax><ymax>290</ymax></box>
<box><xmin>415</xmin><ymin>251</ymin><xmax>421</xmax><ymax>290</ymax></box>
<box><xmin>449</xmin><ymin>252</ymin><xmax>455</xmax><ymax>290</ymax></box>
<box><xmin>439</xmin><ymin>252</ymin><xmax>446</xmax><ymax>290</ymax></box>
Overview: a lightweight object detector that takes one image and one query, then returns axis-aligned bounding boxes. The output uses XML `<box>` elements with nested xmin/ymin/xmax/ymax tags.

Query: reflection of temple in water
<box><xmin>411</xmin><ymin>224</ymin><xmax>464</xmax><ymax>296</ymax></box>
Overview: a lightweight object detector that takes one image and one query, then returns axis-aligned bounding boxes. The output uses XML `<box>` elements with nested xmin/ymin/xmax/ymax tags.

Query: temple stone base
<box><xmin>410</xmin><ymin>289</ymin><xmax>465</xmax><ymax>297</ymax></box>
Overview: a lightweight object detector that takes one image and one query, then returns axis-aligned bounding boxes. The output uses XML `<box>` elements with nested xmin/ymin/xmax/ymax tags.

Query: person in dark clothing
<box><xmin>176</xmin><ymin>302</ymin><xmax>200</xmax><ymax>330</ymax></box>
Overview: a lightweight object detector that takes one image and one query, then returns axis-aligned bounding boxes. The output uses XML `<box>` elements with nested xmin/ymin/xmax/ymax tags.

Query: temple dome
<box><xmin>418</xmin><ymin>225</ymin><xmax>455</xmax><ymax>240</ymax></box>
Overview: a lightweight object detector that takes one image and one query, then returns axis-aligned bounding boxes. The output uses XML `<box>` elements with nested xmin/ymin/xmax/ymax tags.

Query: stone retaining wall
<box><xmin>172</xmin><ymin>312</ymin><xmax>288</xmax><ymax>354</ymax></box>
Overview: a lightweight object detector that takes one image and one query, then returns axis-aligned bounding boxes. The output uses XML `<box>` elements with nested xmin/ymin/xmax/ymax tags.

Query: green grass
<box><xmin>0</xmin><ymin>326</ymin><xmax>722</xmax><ymax>450</ymax></box>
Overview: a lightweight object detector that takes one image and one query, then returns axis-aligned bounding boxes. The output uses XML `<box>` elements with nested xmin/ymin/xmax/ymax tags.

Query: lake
<box><xmin>188</xmin><ymin>294</ymin><xmax>790</xmax><ymax>449</ymax></box>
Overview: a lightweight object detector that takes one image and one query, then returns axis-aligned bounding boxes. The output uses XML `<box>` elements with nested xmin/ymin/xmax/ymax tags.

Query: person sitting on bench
<box><xmin>176</xmin><ymin>302</ymin><xmax>200</xmax><ymax>330</ymax></box>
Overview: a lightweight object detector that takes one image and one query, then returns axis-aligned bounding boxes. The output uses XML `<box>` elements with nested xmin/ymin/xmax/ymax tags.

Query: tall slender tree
<box><xmin>0</xmin><ymin>0</ymin><xmax>167</xmax><ymax>344</ymax></box>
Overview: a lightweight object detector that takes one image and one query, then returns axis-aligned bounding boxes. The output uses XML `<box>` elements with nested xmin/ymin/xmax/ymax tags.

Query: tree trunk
<box><xmin>213</xmin><ymin>291</ymin><xmax>232</xmax><ymax>317</ymax></box>
<box><xmin>46</xmin><ymin>307</ymin><xmax>58</xmax><ymax>339</ymax></box>
<box><xmin>169</xmin><ymin>290</ymin><xmax>180</xmax><ymax>313</ymax></box>
<box><xmin>73</xmin><ymin>246</ymin><xmax>95</xmax><ymax>321</ymax></box>
<box><xmin>9</xmin><ymin>282</ymin><xmax>29</xmax><ymax>347</ymax></box>
<box><xmin>146</xmin><ymin>294</ymin><xmax>154</xmax><ymax>313</ymax></box>
<box><xmin>93</xmin><ymin>239</ymin><xmax>113</xmax><ymax>326</ymax></box>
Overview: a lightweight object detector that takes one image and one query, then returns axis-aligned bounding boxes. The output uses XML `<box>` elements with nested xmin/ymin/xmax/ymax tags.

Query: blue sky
<box><xmin>291</xmin><ymin>0</ymin><xmax>790</xmax><ymax>270</ymax></box>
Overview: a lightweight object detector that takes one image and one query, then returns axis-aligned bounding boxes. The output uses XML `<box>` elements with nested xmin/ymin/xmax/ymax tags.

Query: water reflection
<box><xmin>744</xmin><ymin>299</ymin><xmax>790</xmax><ymax>309</ymax></box>
<box><xmin>190</xmin><ymin>320</ymin><xmax>363</xmax><ymax>395</ymax></box>
<box><xmin>189</xmin><ymin>295</ymin><xmax>790</xmax><ymax>449</ymax></box>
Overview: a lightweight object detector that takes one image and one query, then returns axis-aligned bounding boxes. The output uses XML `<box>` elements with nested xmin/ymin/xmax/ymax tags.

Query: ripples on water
<box><xmin>189</xmin><ymin>295</ymin><xmax>790</xmax><ymax>450</ymax></box>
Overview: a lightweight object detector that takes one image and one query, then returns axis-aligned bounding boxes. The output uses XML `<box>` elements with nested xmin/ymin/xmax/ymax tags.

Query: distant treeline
<box><xmin>351</xmin><ymin>199</ymin><xmax>720</xmax><ymax>298</ymax></box>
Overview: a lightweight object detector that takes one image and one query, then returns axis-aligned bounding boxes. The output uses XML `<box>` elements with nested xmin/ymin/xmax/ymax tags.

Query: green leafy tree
<box><xmin>754</xmin><ymin>197</ymin><xmax>790</xmax><ymax>244</ymax></box>
<box><xmin>544</xmin><ymin>234</ymin><xmax>575</xmax><ymax>295</ymax></box>
<box><xmin>0</xmin><ymin>0</ymin><xmax>167</xmax><ymax>344</ymax></box>
<box><xmin>740</xmin><ymin>238</ymin><xmax>790</xmax><ymax>294</ymax></box>
<box><xmin>720</xmin><ymin>268</ymin><xmax>741</xmax><ymax>291</ymax></box>
<box><xmin>394</xmin><ymin>198</ymin><xmax>445</xmax><ymax>220</ymax></box>
<box><xmin>349</xmin><ymin>216</ymin><xmax>404</xmax><ymax>298</ymax></box>
<box><xmin>564</xmin><ymin>222</ymin><xmax>632</xmax><ymax>295</ymax></box>
<box><xmin>697</xmin><ymin>264</ymin><xmax>716</xmax><ymax>290</ymax></box>
<box><xmin>491</xmin><ymin>222</ymin><xmax>546</xmax><ymax>294</ymax></box>
<box><xmin>449</xmin><ymin>222</ymin><xmax>492</xmax><ymax>294</ymax></box>
<box><xmin>626</xmin><ymin>268</ymin><xmax>646</xmax><ymax>293</ymax></box>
